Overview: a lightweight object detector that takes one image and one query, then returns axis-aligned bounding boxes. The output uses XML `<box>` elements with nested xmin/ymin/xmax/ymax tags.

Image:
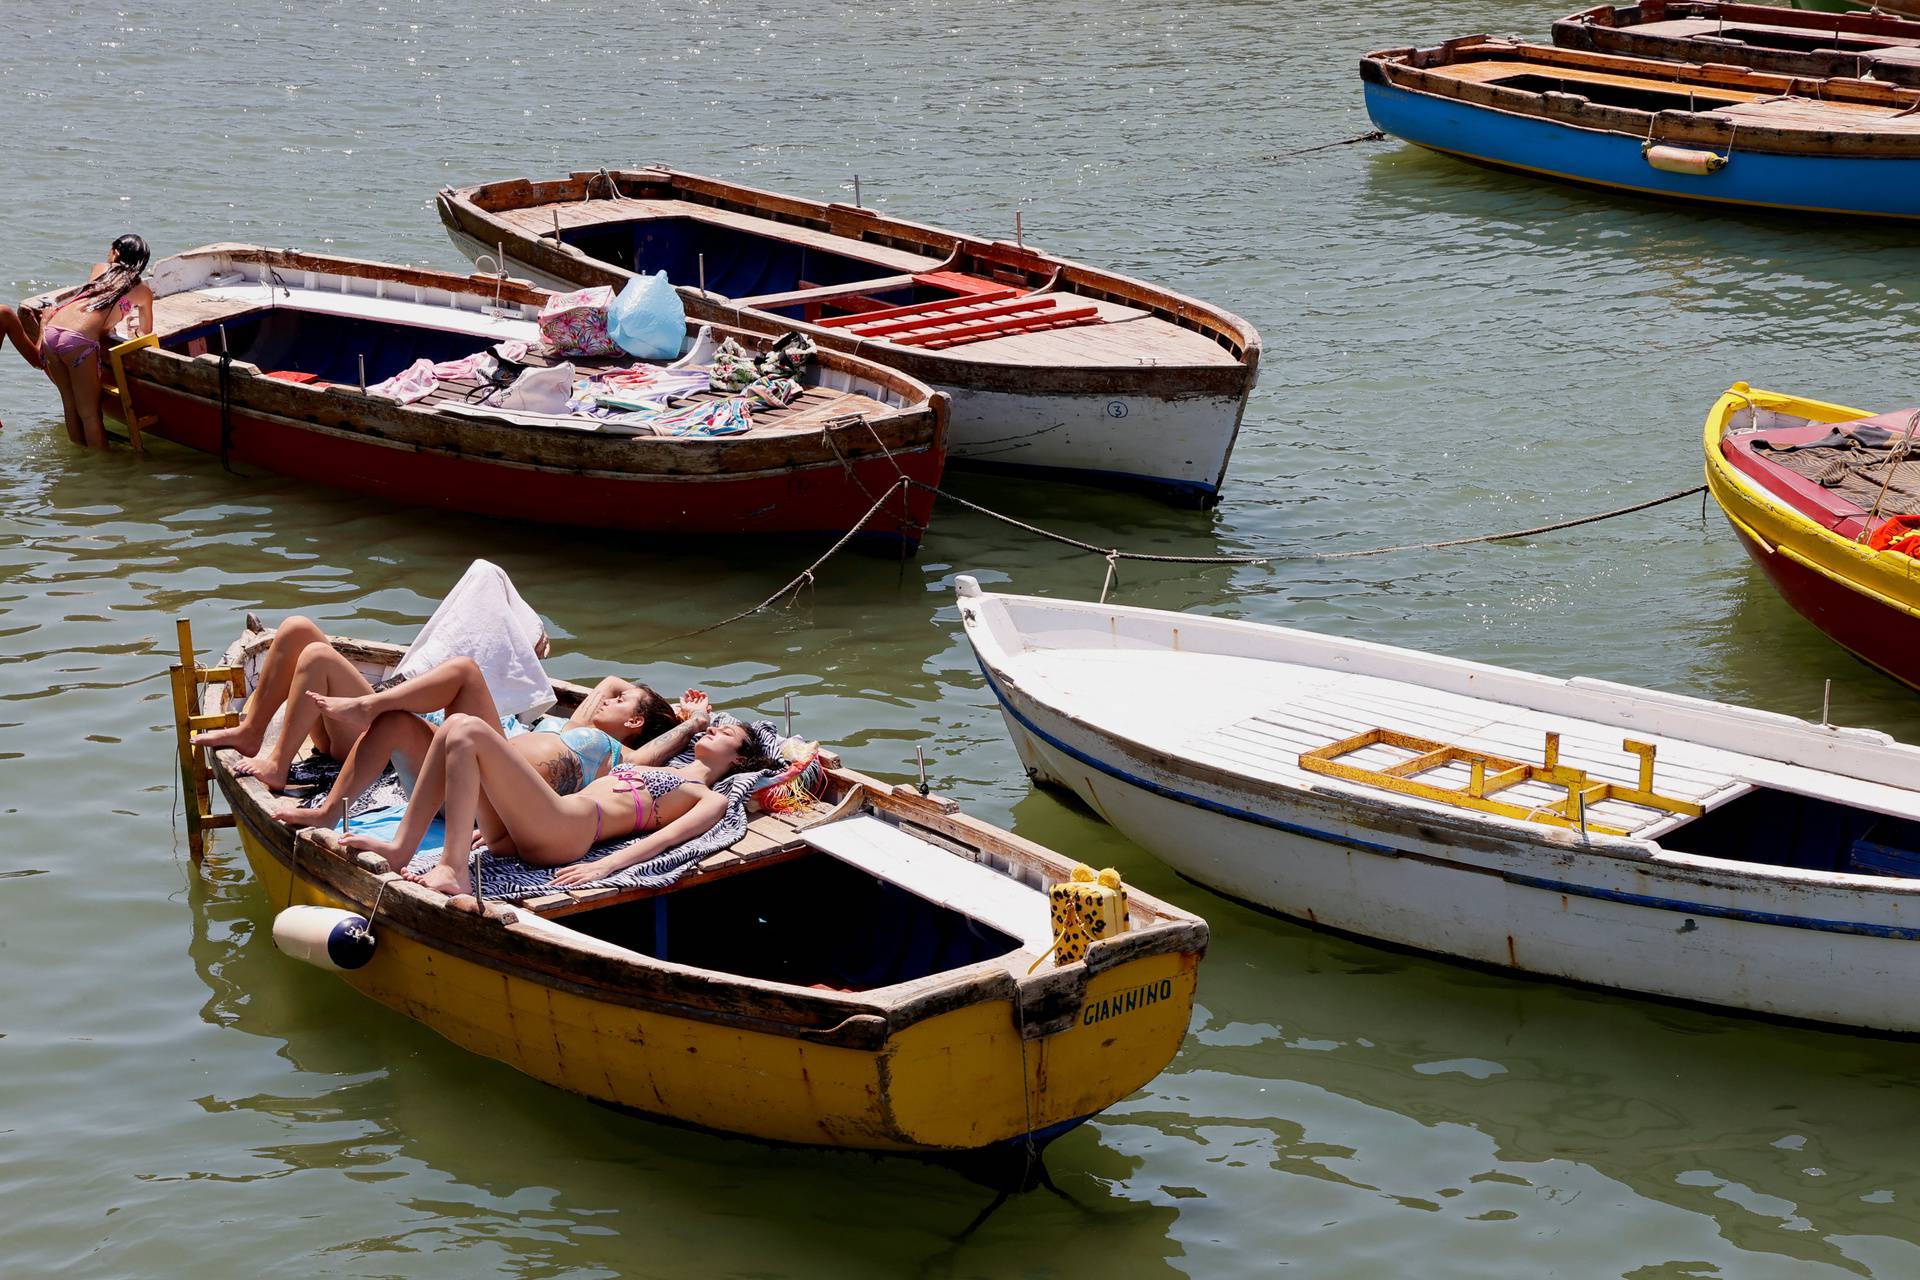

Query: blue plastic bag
<box><xmin>605</xmin><ymin>270</ymin><xmax>686</xmax><ymax>360</ymax></box>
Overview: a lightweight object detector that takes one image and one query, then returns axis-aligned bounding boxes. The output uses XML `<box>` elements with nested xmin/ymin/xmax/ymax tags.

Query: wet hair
<box><xmin>49</xmin><ymin>234</ymin><xmax>152</xmax><ymax>315</ymax></box>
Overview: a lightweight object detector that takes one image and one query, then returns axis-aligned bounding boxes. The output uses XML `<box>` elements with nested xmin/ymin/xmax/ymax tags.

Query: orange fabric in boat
<box><xmin>264</xmin><ymin>370</ymin><xmax>322</xmax><ymax>384</ymax></box>
<box><xmin>1868</xmin><ymin>514</ymin><xmax>1920</xmax><ymax>558</ymax></box>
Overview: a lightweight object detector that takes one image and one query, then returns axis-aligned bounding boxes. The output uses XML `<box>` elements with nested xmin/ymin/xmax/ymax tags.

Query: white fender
<box><xmin>272</xmin><ymin>905</ymin><xmax>377</xmax><ymax>971</ymax></box>
<box><xmin>1644</xmin><ymin>144</ymin><xmax>1728</xmax><ymax>176</ymax></box>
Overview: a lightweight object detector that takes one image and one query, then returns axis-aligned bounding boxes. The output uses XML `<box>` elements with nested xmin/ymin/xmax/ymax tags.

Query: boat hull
<box><xmin>1362</xmin><ymin>79</ymin><xmax>1920</xmax><ymax>219</ymax></box>
<box><xmin>1702</xmin><ymin>393</ymin><xmax>1920</xmax><ymax>690</ymax></box>
<box><xmin>443</xmin><ymin>225</ymin><xmax>1251</xmax><ymax>506</ymax></box>
<box><xmin>973</xmin><ymin>661</ymin><xmax>1920</xmax><ymax>1034</ymax></box>
<box><xmin>113</xmin><ymin>376</ymin><xmax>942</xmax><ymax>549</ymax></box>
<box><xmin>228</xmin><ymin>804</ymin><xmax>1200</xmax><ymax>1152</ymax></box>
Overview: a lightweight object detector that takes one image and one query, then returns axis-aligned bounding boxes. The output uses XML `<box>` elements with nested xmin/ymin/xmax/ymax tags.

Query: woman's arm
<box><xmin>567</xmin><ymin>675</ymin><xmax>635</xmax><ymax>729</ymax></box>
<box><xmin>125</xmin><ymin>282</ymin><xmax>154</xmax><ymax>338</ymax></box>
<box><xmin>546</xmin><ymin>786</ymin><xmax>728</xmax><ymax>887</ymax></box>
<box><xmin>617</xmin><ymin>690</ymin><xmax>709</xmax><ymax>765</ymax></box>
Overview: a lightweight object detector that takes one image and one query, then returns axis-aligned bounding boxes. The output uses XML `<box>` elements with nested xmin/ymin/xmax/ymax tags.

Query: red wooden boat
<box><xmin>1705</xmin><ymin>383</ymin><xmax>1920</xmax><ymax>689</ymax></box>
<box><xmin>87</xmin><ymin>245</ymin><xmax>947</xmax><ymax>550</ymax></box>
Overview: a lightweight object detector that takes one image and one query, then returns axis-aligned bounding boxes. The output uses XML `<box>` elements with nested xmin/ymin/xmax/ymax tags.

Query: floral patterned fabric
<box><xmin>538</xmin><ymin>286</ymin><xmax>620</xmax><ymax>358</ymax></box>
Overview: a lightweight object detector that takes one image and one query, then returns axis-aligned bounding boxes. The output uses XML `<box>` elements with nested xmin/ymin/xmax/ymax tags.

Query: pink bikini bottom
<box><xmin>40</xmin><ymin>325</ymin><xmax>101</xmax><ymax>371</ymax></box>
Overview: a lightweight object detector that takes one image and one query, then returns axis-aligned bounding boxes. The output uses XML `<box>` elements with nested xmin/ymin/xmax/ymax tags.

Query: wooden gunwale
<box><xmin>1363</xmin><ymin>38</ymin><xmax>1920</xmax><ymax>157</ymax></box>
<box><xmin>1703</xmin><ymin>387</ymin><xmax>1920</xmax><ymax>622</ymax></box>
<box><xmin>203</xmin><ymin>629</ymin><xmax>1207</xmax><ymax>1051</ymax></box>
<box><xmin>119</xmin><ymin>245</ymin><xmax>944</xmax><ymax>481</ymax></box>
<box><xmin>437</xmin><ymin>167</ymin><xmax>1262</xmax><ymax>398</ymax></box>
<box><xmin>1552</xmin><ymin>5</ymin><xmax>1920</xmax><ymax>88</ymax></box>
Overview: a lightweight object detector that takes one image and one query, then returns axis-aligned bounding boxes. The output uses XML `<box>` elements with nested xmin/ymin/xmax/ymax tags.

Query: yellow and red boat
<box><xmin>1704</xmin><ymin>383</ymin><xmax>1920</xmax><ymax>690</ymax></box>
<box><xmin>167</xmin><ymin>619</ymin><xmax>1208</xmax><ymax>1162</ymax></box>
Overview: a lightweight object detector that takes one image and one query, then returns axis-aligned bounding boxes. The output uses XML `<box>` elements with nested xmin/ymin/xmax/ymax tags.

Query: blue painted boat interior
<box><xmin>1660</xmin><ymin>787</ymin><xmax>1920</xmax><ymax>876</ymax></box>
<box><xmin>164</xmin><ymin>309</ymin><xmax>495</xmax><ymax>385</ymax></box>
<box><xmin>558</xmin><ymin>216</ymin><xmax>949</xmax><ymax>317</ymax></box>
<box><xmin>559</xmin><ymin>850</ymin><xmax>1021</xmax><ymax>989</ymax></box>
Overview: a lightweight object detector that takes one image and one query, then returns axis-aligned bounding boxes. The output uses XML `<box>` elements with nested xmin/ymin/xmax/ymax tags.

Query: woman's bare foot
<box><xmin>305</xmin><ymin>690</ymin><xmax>373</xmax><ymax>739</ymax></box>
<box><xmin>229</xmin><ymin>753</ymin><xmax>289</xmax><ymax>789</ymax></box>
<box><xmin>192</xmin><ymin>724</ymin><xmax>261</xmax><ymax>754</ymax></box>
<box><xmin>269</xmin><ymin>796</ymin><xmax>337</xmax><ymax>829</ymax></box>
<box><xmin>416</xmin><ymin>862</ymin><xmax>473</xmax><ymax>899</ymax></box>
<box><xmin>340</xmin><ymin>832</ymin><xmax>409</xmax><ymax>873</ymax></box>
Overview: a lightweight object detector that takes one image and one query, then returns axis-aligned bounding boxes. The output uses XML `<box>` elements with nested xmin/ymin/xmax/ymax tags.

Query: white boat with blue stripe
<box><xmin>957</xmin><ymin>576</ymin><xmax>1920</xmax><ymax>1033</ymax></box>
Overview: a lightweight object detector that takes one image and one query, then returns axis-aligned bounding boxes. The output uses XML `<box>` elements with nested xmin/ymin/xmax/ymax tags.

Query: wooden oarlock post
<box><xmin>169</xmin><ymin>619</ymin><xmax>244</xmax><ymax>861</ymax></box>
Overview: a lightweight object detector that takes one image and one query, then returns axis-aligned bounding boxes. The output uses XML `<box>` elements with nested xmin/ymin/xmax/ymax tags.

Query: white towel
<box><xmin>396</xmin><ymin>560</ymin><xmax>555</xmax><ymax>722</ymax></box>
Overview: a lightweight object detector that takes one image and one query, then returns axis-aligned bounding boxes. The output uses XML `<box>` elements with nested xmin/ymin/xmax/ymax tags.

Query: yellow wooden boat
<box><xmin>167</xmin><ymin>620</ymin><xmax>1207</xmax><ymax>1160</ymax></box>
<box><xmin>1704</xmin><ymin>383</ymin><xmax>1920</xmax><ymax>689</ymax></box>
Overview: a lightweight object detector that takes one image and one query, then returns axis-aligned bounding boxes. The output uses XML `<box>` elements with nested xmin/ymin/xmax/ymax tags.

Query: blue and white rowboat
<box><xmin>957</xmin><ymin>576</ymin><xmax>1920</xmax><ymax>1033</ymax></box>
<box><xmin>1362</xmin><ymin>38</ymin><xmax>1920</xmax><ymax>219</ymax></box>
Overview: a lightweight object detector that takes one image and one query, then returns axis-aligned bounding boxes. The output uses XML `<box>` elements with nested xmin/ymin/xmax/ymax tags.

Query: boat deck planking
<box><xmin>148</xmin><ymin>287</ymin><xmax>897</xmax><ymax>440</ymax></box>
<box><xmin>518</xmin><ymin>800</ymin><xmax>834</xmax><ymax>919</ymax></box>
<box><xmin>1013</xmin><ymin>647</ymin><xmax>1920</xmax><ymax>839</ymax></box>
<box><xmin>501</xmin><ymin>196</ymin><xmax>944</xmax><ymax>276</ymax></box>
<box><xmin>496</xmin><ymin>195</ymin><xmax>1239</xmax><ymax>368</ymax></box>
<box><xmin>1421</xmin><ymin>48</ymin><xmax>1920</xmax><ymax>128</ymax></box>
<box><xmin>1636</xmin><ymin>14</ymin><xmax>1920</xmax><ymax>47</ymax></box>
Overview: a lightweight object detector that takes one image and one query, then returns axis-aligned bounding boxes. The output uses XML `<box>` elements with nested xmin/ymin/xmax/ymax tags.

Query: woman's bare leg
<box><xmin>194</xmin><ymin>617</ymin><xmax>329</xmax><ymax>754</ymax></box>
<box><xmin>271</xmin><ymin>709</ymin><xmax>433</xmax><ymax>829</ymax></box>
<box><xmin>0</xmin><ymin>306</ymin><xmax>43</xmax><ymax>371</ymax></box>
<box><xmin>42</xmin><ymin>351</ymin><xmax>84</xmax><ymax>445</ymax></box>
<box><xmin>344</xmin><ymin>714</ymin><xmax>585</xmax><ymax>896</ymax></box>
<box><xmin>307</xmin><ymin>655</ymin><xmax>503</xmax><ymax>744</ymax></box>
<box><xmin>68</xmin><ymin>353</ymin><xmax>108</xmax><ymax>449</ymax></box>
<box><xmin>231</xmin><ymin>641</ymin><xmax>376</xmax><ymax>788</ymax></box>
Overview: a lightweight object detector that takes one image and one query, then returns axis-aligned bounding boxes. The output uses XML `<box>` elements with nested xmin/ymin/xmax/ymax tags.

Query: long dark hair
<box><xmin>50</xmin><ymin>234</ymin><xmax>150</xmax><ymax>314</ymax></box>
<box><xmin>627</xmin><ymin>684</ymin><xmax>682</xmax><ymax>748</ymax></box>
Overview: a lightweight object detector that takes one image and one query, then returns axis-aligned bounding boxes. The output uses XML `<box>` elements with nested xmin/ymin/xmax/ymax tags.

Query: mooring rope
<box><xmin>1182</xmin><ymin>130</ymin><xmax>1387</xmax><ymax>171</ymax></box>
<box><xmin>653</xmin><ymin>478</ymin><xmax>1707</xmax><ymax>643</ymax></box>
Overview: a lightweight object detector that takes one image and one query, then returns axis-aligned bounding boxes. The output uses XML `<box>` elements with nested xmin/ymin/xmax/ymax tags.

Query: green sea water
<box><xmin>7</xmin><ymin>2</ymin><xmax>1920</xmax><ymax>1276</ymax></box>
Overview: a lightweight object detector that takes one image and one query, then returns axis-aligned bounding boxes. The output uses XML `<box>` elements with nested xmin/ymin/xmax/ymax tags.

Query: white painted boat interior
<box><xmin>801</xmin><ymin>815</ymin><xmax>1054</xmax><ymax>954</ymax></box>
<box><xmin>965</xmin><ymin>586</ymin><xmax>1920</xmax><ymax>877</ymax></box>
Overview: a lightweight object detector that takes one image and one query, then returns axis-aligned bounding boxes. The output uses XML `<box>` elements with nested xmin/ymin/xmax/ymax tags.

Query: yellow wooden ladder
<box><xmin>104</xmin><ymin>333</ymin><xmax>160</xmax><ymax>453</ymax></box>
<box><xmin>169</xmin><ymin>619</ymin><xmax>245</xmax><ymax>860</ymax></box>
<box><xmin>1299</xmin><ymin>727</ymin><xmax>1704</xmax><ymax>837</ymax></box>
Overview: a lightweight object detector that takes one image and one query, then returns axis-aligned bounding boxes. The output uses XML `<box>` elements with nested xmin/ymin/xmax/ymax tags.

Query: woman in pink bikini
<box><xmin>18</xmin><ymin>235</ymin><xmax>153</xmax><ymax>447</ymax></box>
<box><xmin>343</xmin><ymin>717</ymin><xmax>773</xmax><ymax>909</ymax></box>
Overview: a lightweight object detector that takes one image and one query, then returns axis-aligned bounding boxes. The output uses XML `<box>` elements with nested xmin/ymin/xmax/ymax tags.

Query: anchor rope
<box><xmin>653</xmin><ymin>478</ymin><xmax>1707</xmax><ymax>643</ymax></box>
<box><xmin>1182</xmin><ymin>130</ymin><xmax>1387</xmax><ymax>170</ymax></box>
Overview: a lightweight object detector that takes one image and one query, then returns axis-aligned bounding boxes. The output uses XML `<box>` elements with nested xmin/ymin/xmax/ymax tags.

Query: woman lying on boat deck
<box><xmin>343</xmin><ymin>716</ymin><xmax>774</xmax><ymax>907</ymax></box>
<box><xmin>272</xmin><ymin>654</ymin><xmax>710</xmax><ymax>840</ymax></box>
<box><xmin>18</xmin><ymin>235</ymin><xmax>153</xmax><ymax>447</ymax></box>
<box><xmin>193</xmin><ymin>616</ymin><xmax>683</xmax><ymax>790</ymax></box>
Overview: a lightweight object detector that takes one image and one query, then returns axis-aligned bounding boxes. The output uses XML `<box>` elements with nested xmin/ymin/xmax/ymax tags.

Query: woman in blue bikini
<box><xmin>275</xmin><ymin>654</ymin><xmax>701</xmax><ymax>846</ymax></box>
<box><xmin>11</xmin><ymin>235</ymin><xmax>153</xmax><ymax>446</ymax></box>
<box><xmin>343</xmin><ymin>718</ymin><xmax>773</xmax><ymax>908</ymax></box>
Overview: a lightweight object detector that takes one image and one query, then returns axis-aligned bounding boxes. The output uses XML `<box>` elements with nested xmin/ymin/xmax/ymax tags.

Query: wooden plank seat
<box><xmin>735</xmin><ymin>275</ymin><xmax>918</xmax><ymax>310</ymax></box>
<box><xmin>821</xmin><ymin>291</ymin><xmax>1105</xmax><ymax>350</ymax></box>
<box><xmin>522</xmin><ymin>799</ymin><xmax>846</xmax><ymax>919</ymax></box>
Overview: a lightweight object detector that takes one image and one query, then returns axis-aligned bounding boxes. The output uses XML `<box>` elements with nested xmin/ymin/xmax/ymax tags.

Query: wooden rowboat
<box><xmin>957</xmin><ymin>576</ymin><xmax>1920</xmax><ymax>1034</ymax></box>
<box><xmin>170</xmin><ymin>620</ymin><xmax>1207</xmax><ymax>1157</ymax></box>
<box><xmin>436</xmin><ymin>167</ymin><xmax>1262</xmax><ymax>506</ymax></box>
<box><xmin>1704</xmin><ymin>382</ymin><xmax>1920</xmax><ymax>690</ymax></box>
<box><xmin>1789</xmin><ymin>0</ymin><xmax>1920</xmax><ymax>18</ymax></box>
<box><xmin>1362</xmin><ymin>38</ymin><xmax>1920</xmax><ymax>218</ymax></box>
<box><xmin>93</xmin><ymin>244</ymin><xmax>946</xmax><ymax>550</ymax></box>
<box><xmin>1555</xmin><ymin>2</ymin><xmax>1920</xmax><ymax>87</ymax></box>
